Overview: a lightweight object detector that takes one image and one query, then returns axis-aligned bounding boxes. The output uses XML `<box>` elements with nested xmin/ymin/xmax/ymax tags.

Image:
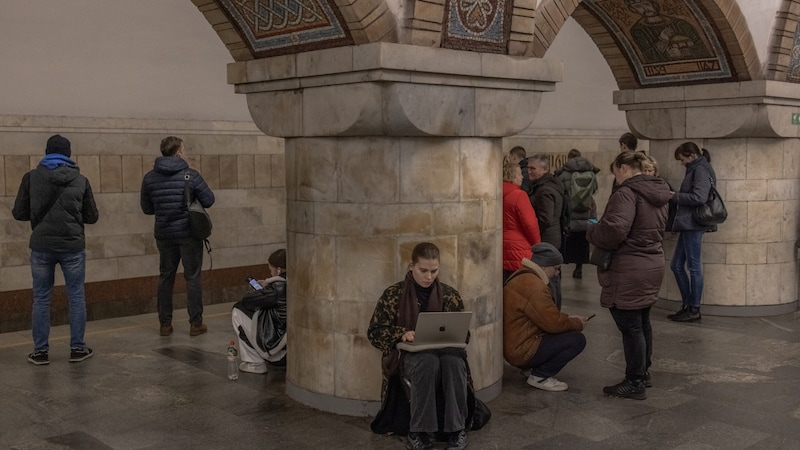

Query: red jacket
<box><xmin>503</xmin><ymin>182</ymin><xmax>541</xmax><ymax>271</ymax></box>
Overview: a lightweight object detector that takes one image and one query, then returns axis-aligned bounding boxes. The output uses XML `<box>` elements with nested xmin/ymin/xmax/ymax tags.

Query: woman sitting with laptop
<box><xmin>367</xmin><ymin>242</ymin><xmax>488</xmax><ymax>450</ymax></box>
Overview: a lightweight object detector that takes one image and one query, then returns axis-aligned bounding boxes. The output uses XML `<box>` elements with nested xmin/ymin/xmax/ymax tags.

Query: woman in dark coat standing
<box><xmin>586</xmin><ymin>151</ymin><xmax>670</xmax><ymax>400</ymax></box>
<box><xmin>555</xmin><ymin>149</ymin><xmax>600</xmax><ymax>279</ymax></box>
<box><xmin>667</xmin><ymin>142</ymin><xmax>716</xmax><ymax>323</ymax></box>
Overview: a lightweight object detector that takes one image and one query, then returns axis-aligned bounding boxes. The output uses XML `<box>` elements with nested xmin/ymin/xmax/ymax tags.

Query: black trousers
<box><xmin>609</xmin><ymin>306</ymin><xmax>652</xmax><ymax>381</ymax></box>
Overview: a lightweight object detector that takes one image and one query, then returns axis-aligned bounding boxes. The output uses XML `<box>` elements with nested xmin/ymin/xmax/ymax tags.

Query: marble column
<box><xmin>227</xmin><ymin>42</ymin><xmax>561</xmax><ymax>415</ymax></box>
<box><xmin>616</xmin><ymin>81</ymin><xmax>800</xmax><ymax>316</ymax></box>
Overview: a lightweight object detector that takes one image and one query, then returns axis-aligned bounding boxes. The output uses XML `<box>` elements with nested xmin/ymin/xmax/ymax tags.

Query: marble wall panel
<box><xmin>253</xmin><ymin>154</ymin><xmax>272</xmax><ymax>188</ymax></box>
<box><xmin>703</xmin><ymin>263</ymin><xmax>746</xmax><ymax>306</ymax></box>
<box><xmin>5</xmin><ymin>156</ymin><xmax>29</xmax><ymax>196</ymax></box>
<box><xmin>338</xmin><ymin>138</ymin><xmax>400</xmax><ymax>204</ymax></box>
<box><xmin>779</xmin><ymin>261</ymin><xmax>798</xmax><ymax>303</ymax></box>
<box><xmin>432</xmin><ymin>202</ymin><xmax>484</xmax><ymax>235</ymax></box>
<box><xmin>287</xmin><ymin>325</ymin><xmax>335</xmax><ymax>396</ymax></box>
<box><xmin>99</xmin><ymin>156</ymin><xmax>122</xmax><ymax>192</ymax></box>
<box><xmin>767</xmin><ymin>179</ymin><xmax>800</xmax><ymax>201</ymax></box>
<box><xmin>0</xmin><ymin>157</ymin><xmax>5</xmax><ymax>196</ymax></box>
<box><xmin>200</xmin><ymin>155</ymin><xmax>221</xmax><ymax>190</ymax></box>
<box><xmin>271</xmin><ymin>154</ymin><xmax>285</xmax><ymax>187</ymax></box>
<box><xmin>77</xmin><ymin>155</ymin><xmax>101</xmax><ymax>190</ymax></box>
<box><xmin>287</xmin><ymin>200</ymin><xmax>314</xmax><ymax>234</ymax></box>
<box><xmin>704</xmin><ymin>201</ymin><xmax>747</xmax><ymax>243</ymax></box>
<box><xmin>725</xmin><ymin>180</ymin><xmax>766</xmax><ymax>201</ymax></box>
<box><xmin>293</xmin><ymin>138</ymin><xmax>338</xmax><ymax>202</ymax></box>
<box><xmin>467</xmin><ymin>321</ymin><xmax>503</xmax><ymax>391</ymax></box>
<box><xmin>121</xmin><ymin>156</ymin><xmax>143</xmax><ymax>192</ymax></box>
<box><xmin>460</xmin><ymin>139</ymin><xmax>498</xmax><ymax>201</ymax></box>
<box><xmin>333</xmin><ymin>333</ymin><xmax>381</xmax><ymax>400</ymax></box>
<box><xmin>116</xmin><ymin>254</ymin><xmax>161</xmax><ymax>279</ymax></box>
<box><xmin>747</xmin><ymin>201</ymin><xmax>784</xmax><ymax>243</ymax></box>
<box><xmin>746</xmin><ymin>263</ymin><xmax>782</xmax><ymax>306</ymax></box>
<box><xmin>334</xmin><ymin>300</ymin><xmax>379</xmax><ymax>336</ymax></box>
<box><xmin>784</xmin><ymin>200</ymin><xmax>800</xmax><ymax>241</ymax></box>
<box><xmin>290</xmin><ymin>232</ymin><xmax>336</xmax><ymax>300</ymax></box>
<box><xmin>219</xmin><ymin>155</ymin><xmax>238</xmax><ymax>189</ymax></box>
<box><xmin>399</xmin><ymin>139</ymin><xmax>460</xmax><ymax>203</ymax></box>
<box><xmin>315</xmin><ymin>202</ymin><xmax>370</xmax><ymax>236</ymax></box>
<box><xmin>237</xmin><ymin>154</ymin><xmax>255</xmax><ymax>188</ymax></box>
<box><xmin>747</xmin><ymin>139</ymin><xmax>787</xmax><ymax>180</ymax></box>
<box><xmin>726</xmin><ymin>243</ymin><xmax>767</xmax><ymax>265</ymax></box>
<box><xmin>0</xmin><ymin>241</ymin><xmax>30</xmax><ymax>267</ymax></box>
<box><xmin>336</xmin><ymin>237</ymin><xmax>395</xmax><ymax>302</ymax></box>
<box><xmin>707</xmin><ymin>138</ymin><xmax>747</xmax><ymax>180</ymax></box>
<box><xmin>369</xmin><ymin>203</ymin><xmax>434</xmax><ymax>236</ymax></box>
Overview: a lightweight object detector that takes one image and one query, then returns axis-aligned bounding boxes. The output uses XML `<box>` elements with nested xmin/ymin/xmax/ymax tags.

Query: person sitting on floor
<box><xmin>367</xmin><ymin>242</ymin><xmax>489</xmax><ymax>450</ymax></box>
<box><xmin>503</xmin><ymin>242</ymin><xmax>590</xmax><ymax>391</ymax></box>
<box><xmin>231</xmin><ymin>249</ymin><xmax>287</xmax><ymax>374</ymax></box>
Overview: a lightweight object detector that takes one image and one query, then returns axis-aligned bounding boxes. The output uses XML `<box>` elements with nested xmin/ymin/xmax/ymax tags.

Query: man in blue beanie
<box><xmin>13</xmin><ymin>134</ymin><xmax>100</xmax><ymax>365</ymax></box>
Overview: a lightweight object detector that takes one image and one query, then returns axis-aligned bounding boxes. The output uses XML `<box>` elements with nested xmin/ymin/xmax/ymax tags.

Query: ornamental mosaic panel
<box><xmin>215</xmin><ymin>0</ymin><xmax>353</xmax><ymax>57</ymax></box>
<box><xmin>582</xmin><ymin>0</ymin><xmax>733</xmax><ymax>86</ymax></box>
<box><xmin>787</xmin><ymin>22</ymin><xmax>800</xmax><ymax>83</ymax></box>
<box><xmin>442</xmin><ymin>0</ymin><xmax>513</xmax><ymax>53</ymax></box>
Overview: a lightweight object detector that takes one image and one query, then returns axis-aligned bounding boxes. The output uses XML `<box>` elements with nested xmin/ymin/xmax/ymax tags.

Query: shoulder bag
<box><xmin>183</xmin><ymin>170</ymin><xmax>212</xmax><ymax>240</ymax></box>
<box><xmin>693</xmin><ymin>178</ymin><xmax>727</xmax><ymax>227</ymax></box>
<box><xmin>589</xmin><ymin>246</ymin><xmax>613</xmax><ymax>270</ymax></box>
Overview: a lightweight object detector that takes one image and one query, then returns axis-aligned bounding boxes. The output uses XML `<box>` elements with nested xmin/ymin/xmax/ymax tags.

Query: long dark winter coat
<box><xmin>586</xmin><ymin>175</ymin><xmax>671</xmax><ymax>310</ymax></box>
<box><xmin>528</xmin><ymin>172</ymin><xmax>567</xmax><ymax>249</ymax></box>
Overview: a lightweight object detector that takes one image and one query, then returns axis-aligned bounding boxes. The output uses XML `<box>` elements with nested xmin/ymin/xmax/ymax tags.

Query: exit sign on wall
<box><xmin>793</xmin><ymin>113</ymin><xmax>800</xmax><ymax>125</ymax></box>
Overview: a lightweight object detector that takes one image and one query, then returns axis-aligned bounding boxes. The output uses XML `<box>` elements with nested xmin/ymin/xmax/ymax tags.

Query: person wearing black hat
<box><xmin>502</xmin><ymin>242</ymin><xmax>590</xmax><ymax>392</ymax></box>
<box><xmin>13</xmin><ymin>134</ymin><xmax>100</xmax><ymax>366</ymax></box>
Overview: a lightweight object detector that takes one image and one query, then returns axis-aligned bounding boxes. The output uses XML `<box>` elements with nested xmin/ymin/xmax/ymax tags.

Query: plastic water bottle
<box><xmin>227</xmin><ymin>340</ymin><xmax>239</xmax><ymax>381</ymax></box>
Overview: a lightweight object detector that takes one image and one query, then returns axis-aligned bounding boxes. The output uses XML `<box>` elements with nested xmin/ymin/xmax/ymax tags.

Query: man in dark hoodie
<box><xmin>13</xmin><ymin>134</ymin><xmax>100</xmax><ymax>366</ymax></box>
<box><xmin>141</xmin><ymin>136</ymin><xmax>215</xmax><ymax>337</ymax></box>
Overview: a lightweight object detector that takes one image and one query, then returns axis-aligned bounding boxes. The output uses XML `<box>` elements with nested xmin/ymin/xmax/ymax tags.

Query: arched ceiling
<box><xmin>195</xmin><ymin>0</ymin><xmax>779</xmax><ymax>90</ymax></box>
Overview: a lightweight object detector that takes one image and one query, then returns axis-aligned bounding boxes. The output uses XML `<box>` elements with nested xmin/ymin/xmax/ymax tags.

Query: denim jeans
<box><xmin>156</xmin><ymin>238</ymin><xmax>204</xmax><ymax>325</ymax></box>
<box><xmin>403</xmin><ymin>350</ymin><xmax>468</xmax><ymax>433</ymax></box>
<box><xmin>30</xmin><ymin>250</ymin><xmax>87</xmax><ymax>352</ymax></box>
<box><xmin>609</xmin><ymin>307</ymin><xmax>652</xmax><ymax>381</ymax></box>
<box><xmin>525</xmin><ymin>331</ymin><xmax>586</xmax><ymax>379</ymax></box>
<box><xmin>670</xmin><ymin>230</ymin><xmax>704</xmax><ymax>308</ymax></box>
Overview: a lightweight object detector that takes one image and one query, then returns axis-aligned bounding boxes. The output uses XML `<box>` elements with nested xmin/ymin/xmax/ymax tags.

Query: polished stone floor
<box><xmin>2</xmin><ymin>268</ymin><xmax>800</xmax><ymax>449</ymax></box>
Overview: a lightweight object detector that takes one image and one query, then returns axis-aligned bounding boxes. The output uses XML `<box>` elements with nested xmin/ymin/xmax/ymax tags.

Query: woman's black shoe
<box><xmin>603</xmin><ymin>379</ymin><xmax>646</xmax><ymax>400</ymax></box>
<box><xmin>671</xmin><ymin>307</ymin><xmax>701</xmax><ymax>323</ymax></box>
<box><xmin>667</xmin><ymin>305</ymin><xmax>688</xmax><ymax>320</ymax></box>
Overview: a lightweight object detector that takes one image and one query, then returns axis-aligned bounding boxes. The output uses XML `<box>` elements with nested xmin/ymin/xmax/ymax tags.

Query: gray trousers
<box><xmin>403</xmin><ymin>350</ymin><xmax>468</xmax><ymax>433</ymax></box>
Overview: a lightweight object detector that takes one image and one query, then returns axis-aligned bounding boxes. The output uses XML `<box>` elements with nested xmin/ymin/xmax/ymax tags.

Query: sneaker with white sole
<box><xmin>239</xmin><ymin>361</ymin><xmax>268</xmax><ymax>374</ymax></box>
<box><xmin>527</xmin><ymin>375</ymin><xmax>568</xmax><ymax>391</ymax></box>
<box><xmin>69</xmin><ymin>347</ymin><xmax>93</xmax><ymax>363</ymax></box>
<box><xmin>27</xmin><ymin>350</ymin><xmax>49</xmax><ymax>366</ymax></box>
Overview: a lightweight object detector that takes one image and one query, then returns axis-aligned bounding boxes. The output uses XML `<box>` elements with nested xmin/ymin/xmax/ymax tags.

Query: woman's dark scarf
<box><xmin>397</xmin><ymin>270</ymin><xmax>443</xmax><ymax>331</ymax></box>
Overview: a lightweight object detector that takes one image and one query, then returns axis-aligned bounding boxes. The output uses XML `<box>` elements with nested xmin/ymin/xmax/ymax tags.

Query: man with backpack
<box><xmin>526</xmin><ymin>154</ymin><xmax>570</xmax><ymax>309</ymax></box>
<box><xmin>555</xmin><ymin>149</ymin><xmax>600</xmax><ymax>279</ymax></box>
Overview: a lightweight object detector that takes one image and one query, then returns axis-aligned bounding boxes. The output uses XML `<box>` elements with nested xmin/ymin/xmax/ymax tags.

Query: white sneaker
<box><xmin>527</xmin><ymin>375</ymin><xmax>568</xmax><ymax>391</ymax></box>
<box><xmin>239</xmin><ymin>361</ymin><xmax>268</xmax><ymax>374</ymax></box>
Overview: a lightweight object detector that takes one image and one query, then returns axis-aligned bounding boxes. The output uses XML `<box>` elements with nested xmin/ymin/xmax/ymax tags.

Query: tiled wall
<box><xmin>0</xmin><ymin>115</ymin><xmax>286</xmax><ymax>331</ymax></box>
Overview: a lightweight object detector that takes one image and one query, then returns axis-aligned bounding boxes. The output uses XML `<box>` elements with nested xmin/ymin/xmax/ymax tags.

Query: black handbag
<box><xmin>693</xmin><ymin>181</ymin><xmax>727</xmax><ymax>227</ymax></box>
<box><xmin>183</xmin><ymin>170</ymin><xmax>212</xmax><ymax>240</ymax></box>
<box><xmin>589</xmin><ymin>246</ymin><xmax>613</xmax><ymax>270</ymax></box>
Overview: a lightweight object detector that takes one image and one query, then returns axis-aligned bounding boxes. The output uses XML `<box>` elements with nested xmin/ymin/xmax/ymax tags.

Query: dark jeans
<box><xmin>524</xmin><ymin>331</ymin><xmax>586</xmax><ymax>379</ymax></box>
<box><xmin>403</xmin><ymin>350</ymin><xmax>468</xmax><ymax>433</ymax></box>
<box><xmin>157</xmin><ymin>237</ymin><xmax>204</xmax><ymax>325</ymax></box>
<box><xmin>30</xmin><ymin>250</ymin><xmax>87</xmax><ymax>351</ymax></box>
<box><xmin>609</xmin><ymin>307</ymin><xmax>652</xmax><ymax>381</ymax></box>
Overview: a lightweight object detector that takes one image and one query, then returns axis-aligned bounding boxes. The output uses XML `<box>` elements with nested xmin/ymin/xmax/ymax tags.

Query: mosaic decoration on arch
<box><xmin>442</xmin><ymin>0</ymin><xmax>513</xmax><ymax>53</ymax></box>
<box><xmin>215</xmin><ymin>0</ymin><xmax>353</xmax><ymax>57</ymax></box>
<box><xmin>581</xmin><ymin>0</ymin><xmax>733</xmax><ymax>86</ymax></box>
<box><xmin>787</xmin><ymin>21</ymin><xmax>800</xmax><ymax>83</ymax></box>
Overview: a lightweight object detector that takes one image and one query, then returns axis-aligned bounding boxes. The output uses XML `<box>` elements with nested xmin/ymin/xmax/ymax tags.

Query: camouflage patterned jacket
<box><xmin>367</xmin><ymin>279</ymin><xmax>465</xmax><ymax>403</ymax></box>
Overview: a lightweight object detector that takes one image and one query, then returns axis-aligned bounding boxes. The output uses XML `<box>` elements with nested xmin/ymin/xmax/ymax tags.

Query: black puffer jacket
<box><xmin>140</xmin><ymin>156</ymin><xmax>215</xmax><ymax>241</ymax></box>
<box><xmin>13</xmin><ymin>164</ymin><xmax>99</xmax><ymax>252</ymax></box>
<box><xmin>555</xmin><ymin>156</ymin><xmax>600</xmax><ymax>232</ymax></box>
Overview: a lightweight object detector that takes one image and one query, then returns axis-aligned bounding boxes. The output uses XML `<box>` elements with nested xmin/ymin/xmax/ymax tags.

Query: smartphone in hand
<box><xmin>247</xmin><ymin>276</ymin><xmax>263</xmax><ymax>291</ymax></box>
<box><xmin>587</xmin><ymin>219</ymin><xmax>599</xmax><ymax>224</ymax></box>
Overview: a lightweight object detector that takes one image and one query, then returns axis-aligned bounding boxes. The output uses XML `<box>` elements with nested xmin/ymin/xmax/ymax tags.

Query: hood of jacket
<box><xmin>530</xmin><ymin>172</ymin><xmax>564</xmax><ymax>193</ymax></box>
<box><xmin>153</xmin><ymin>156</ymin><xmax>189</xmax><ymax>176</ymax></box>
<box><xmin>557</xmin><ymin>157</ymin><xmax>600</xmax><ymax>174</ymax></box>
<box><xmin>617</xmin><ymin>174</ymin><xmax>671</xmax><ymax>209</ymax></box>
<box><xmin>36</xmin><ymin>163</ymin><xmax>81</xmax><ymax>188</ymax></box>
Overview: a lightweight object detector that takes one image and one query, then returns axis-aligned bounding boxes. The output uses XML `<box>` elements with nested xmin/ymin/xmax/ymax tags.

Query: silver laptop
<box><xmin>396</xmin><ymin>311</ymin><xmax>472</xmax><ymax>352</ymax></box>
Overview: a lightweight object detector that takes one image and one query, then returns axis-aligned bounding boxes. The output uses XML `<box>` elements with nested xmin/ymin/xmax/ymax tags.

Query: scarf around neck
<box><xmin>397</xmin><ymin>271</ymin><xmax>443</xmax><ymax>331</ymax></box>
